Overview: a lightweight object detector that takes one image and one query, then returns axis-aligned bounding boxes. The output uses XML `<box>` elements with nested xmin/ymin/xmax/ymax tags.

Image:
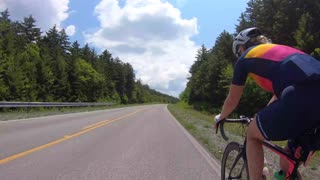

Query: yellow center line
<box><xmin>0</xmin><ymin>108</ymin><xmax>148</xmax><ymax>165</ymax></box>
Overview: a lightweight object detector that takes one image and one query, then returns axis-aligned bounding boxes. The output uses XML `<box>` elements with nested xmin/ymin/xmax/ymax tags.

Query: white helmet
<box><xmin>232</xmin><ymin>27</ymin><xmax>262</xmax><ymax>58</ymax></box>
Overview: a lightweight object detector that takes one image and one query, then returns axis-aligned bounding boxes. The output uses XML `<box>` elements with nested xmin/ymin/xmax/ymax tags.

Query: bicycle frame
<box><xmin>262</xmin><ymin>140</ymin><xmax>301</xmax><ymax>179</ymax></box>
<box><xmin>263</xmin><ymin>140</ymin><xmax>315</xmax><ymax>179</ymax></box>
<box><xmin>217</xmin><ymin>117</ymin><xmax>313</xmax><ymax>180</ymax></box>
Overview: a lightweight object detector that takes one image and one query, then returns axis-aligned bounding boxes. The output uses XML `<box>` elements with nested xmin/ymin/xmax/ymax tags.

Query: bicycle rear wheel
<box><xmin>221</xmin><ymin>142</ymin><xmax>249</xmax><ymax>180</ymax></box>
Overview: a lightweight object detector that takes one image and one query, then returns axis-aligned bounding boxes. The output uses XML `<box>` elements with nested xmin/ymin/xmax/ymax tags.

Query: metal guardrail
<box><xmin>0</xmin><ymin>101</ymin><xmax>115</xmax><ymax>108</ymax></box>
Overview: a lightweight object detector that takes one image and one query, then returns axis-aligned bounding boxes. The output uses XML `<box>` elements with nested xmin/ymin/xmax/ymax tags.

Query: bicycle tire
<box><xmin>221</xmin><ymin>142</ymin><xmax>250</xmax><ymax>180</ymax></box>
<box><xmin>290</xmin><ymin>176</ymin><xmax>300</xmax><ymax>180</ymax></box>
<box><xmin>290</xmin><ymin>172</ymin><xmax>300</xmax><ymax>180</ymax></box>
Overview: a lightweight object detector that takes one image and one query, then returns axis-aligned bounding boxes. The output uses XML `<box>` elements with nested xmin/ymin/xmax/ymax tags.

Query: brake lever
<box><xmin>215</xmin><ymin>123</ymin><xmax>219</xmax><ymax>134</ymax></box>
<box><xmin>220</xmin><ymin>121</ymin><xmax>229</xmax><ymax>141</ymax></box>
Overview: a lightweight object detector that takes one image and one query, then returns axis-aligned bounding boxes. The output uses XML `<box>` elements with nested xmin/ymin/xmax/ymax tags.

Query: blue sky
<box><xmin>168</xmin><ymin>0</ymin><xmax>248</xmax><ymax>48</ymax></box>
<box><xmin>0</xmin><ymin>0</ymin><xmax>249</xmax><ymax>97</ymax></box>
<box><xmin>64</xmin><ymin>0</ymin><xmax>248</xmax><ymax>48</ymax></box>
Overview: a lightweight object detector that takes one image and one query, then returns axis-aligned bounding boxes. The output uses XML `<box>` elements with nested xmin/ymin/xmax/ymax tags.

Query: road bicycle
<box><xmin>216</xmin><ymin>116</ymin><xmax>320</xmax><ymax>180</ymax></box>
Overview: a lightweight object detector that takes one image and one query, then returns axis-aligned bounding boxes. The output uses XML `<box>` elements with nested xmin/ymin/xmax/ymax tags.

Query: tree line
<box><xmin>0</xmin><ymin>10</ymin><xmax>178</xmax><ymax>104</ymax></box>
<box><xmin>181</xmin><ymin>0</ymin><xmax>320</xmax><ymax>116</ymax></box>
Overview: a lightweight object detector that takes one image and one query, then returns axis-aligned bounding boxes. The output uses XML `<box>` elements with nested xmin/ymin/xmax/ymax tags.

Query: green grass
<box><xmin>168</xmin><ymin>102</ymin><xmax>228</xmax><ymax>160</ymax></box>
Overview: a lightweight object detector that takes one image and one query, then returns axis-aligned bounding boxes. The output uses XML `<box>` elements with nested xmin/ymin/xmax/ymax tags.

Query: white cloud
<box><xmin>175</xmin><ymin>0</ymin><xmax>187</xmax><ymax>8</ymax></box>
<box><xmin>65</xmin><ymin>25</ymin><xmax>76</xmax><ymax>36</ymax></box>
<box><xmin>0</xmin><ymin>0</ymin><xmax>69</xmax><ymax>32</ymax></box>
<box><xmin>0</xmin><ymin>0</ymin><xmax>7</xmax><ymax>10</ymax></box>
<box><xmin>85</xmin><ymin>0</ymin><xmax>199</xmax><ymax>97</ymax></box>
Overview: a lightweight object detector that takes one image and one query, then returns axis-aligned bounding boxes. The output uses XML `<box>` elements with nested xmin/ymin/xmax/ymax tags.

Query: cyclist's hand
<box><xmin>214</xmin><ymin>114</ymin><xmax>222</xmax><ymax>129</ymax></box>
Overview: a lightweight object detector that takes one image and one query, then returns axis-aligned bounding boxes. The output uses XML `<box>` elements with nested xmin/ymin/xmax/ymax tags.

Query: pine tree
<box><xmin>294</xmin><ymin>12</ymin><xmax>314</xmax><ymax>53</ymax></box>
<box><xmin>16</xmin><ymin>43</ymin><xmax>41</xmax><ymax>101</ymax></box>
<box><xmin>68</xmin><ymin>41</ymin><xmax>81</xmax><ymax>101</ymax></box>
<box><xmin>81</xmin><ymin>43</ymin><xmax>97</xmax><ymax>67</ymax></box>
<box><xmin>21</xmin><ymin>15</ymin><xmax>41</xmax><ymax>43</ymax></box>
<box><xmin>123</xmin><ymin>63</ymin><xmax>135</xmax><ymax>103</ymax></box>
<box><xmin>187</xmin><ymin>45</ymin><xmax>209</xmax><ymax>106</ymax></box>
<box><xmin>97</xmin><ymin>49</ymin><xmax>117</xmax><ymax>101</ymax></box>
<box><xmin>59</xmin><ymin>28</ymin><xmax>70</xmax><ymax>56</ymax></box>
<box><xmin>77</xmin><ymin>59</ymin><xmax>104</xmax><ymax>102</ymax></box>
<box><xmin>0</xmin><ymin>10</ymin><xmax>21</xmax><ymax>100</ymax></box>
<box><xmin>41</xmin><ymin>25</ymin><xmax>70</xmax><ymax>101</ymax></box>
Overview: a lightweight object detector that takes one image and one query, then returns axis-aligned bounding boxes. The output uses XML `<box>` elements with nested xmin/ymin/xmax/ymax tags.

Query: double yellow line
<box><xmin>0</xmin><ymin>108</ymin><xmax>146</xmax><ymax>164</ymax></box>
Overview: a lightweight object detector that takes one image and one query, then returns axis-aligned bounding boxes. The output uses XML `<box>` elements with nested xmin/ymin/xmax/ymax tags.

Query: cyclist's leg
<box><xmin>247</xmin><ymin>99</ymin><xmax>294</xmax><ymax>180</ymax></box>
<box><xmin>256</xmin><ymin>84</ymin><xmax>320</xmax><ymax>178</ymax></box>
<box><xmin>249</xmin><ymin>85</ymin><xmax>302</xmax><ymax>180</ymax></box>
<box><xmin>279</xmin><ymin>143</ymin><xmax>290</xmax><ymax>173</ymax></box>
<box><xmin>246</xmin><ymin>118</ymin><xmax>265</xmax><ymax>180</ymax></box>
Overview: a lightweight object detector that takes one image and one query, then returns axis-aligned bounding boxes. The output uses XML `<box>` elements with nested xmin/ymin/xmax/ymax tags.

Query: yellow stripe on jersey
<box><xmin>245</xmin><ymin>44</ymin><xmax>276</xmax><ymax>58</ymax></box>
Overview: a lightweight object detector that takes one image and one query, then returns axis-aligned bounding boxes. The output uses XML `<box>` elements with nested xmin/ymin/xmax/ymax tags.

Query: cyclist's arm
<box><xmin>267</xmin><ymin>94</ymin><xmax>278</xmax><ymax>106</ymax></box>
<box><xmin>219</xmin><ymin>84</ymin><xmax>244</xmax><ymax>119</ymax></box>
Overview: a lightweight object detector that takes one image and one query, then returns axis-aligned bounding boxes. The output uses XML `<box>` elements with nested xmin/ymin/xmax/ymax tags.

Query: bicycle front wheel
<box><xmin>221</xmin><ymin>142</ymin><xmax>249</xmax><ymax>180</ymax></box>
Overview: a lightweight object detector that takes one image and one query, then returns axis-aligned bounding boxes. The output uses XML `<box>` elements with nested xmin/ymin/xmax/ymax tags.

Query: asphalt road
<box><xmin>0</xmin><ymin>104</ymin><xmax>220</xmax><ymax>180</ymax></box>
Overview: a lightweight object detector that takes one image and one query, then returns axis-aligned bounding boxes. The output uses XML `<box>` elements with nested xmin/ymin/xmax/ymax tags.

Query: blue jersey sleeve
<box><xmin>232</xmin><ymin>58</ymin><xmax>248</xmax><ymax>86</ymax></box>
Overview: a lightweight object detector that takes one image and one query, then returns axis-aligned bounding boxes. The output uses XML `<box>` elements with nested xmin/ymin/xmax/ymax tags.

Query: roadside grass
<box><xmin>168</xmin><ymin>102</ymin><xmax>320</xmax><ymax>180</ymax></box>
<box><xmin>167</xmin><ymin>102</ymin><xmax>241</xmax><ymax>161</ymax></box>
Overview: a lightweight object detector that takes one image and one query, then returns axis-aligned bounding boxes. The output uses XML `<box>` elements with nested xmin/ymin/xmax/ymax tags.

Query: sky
<box><xmin>0</xmin><ymin>0</ymin><xmax>249</xmax><ymax>98</ymax></box>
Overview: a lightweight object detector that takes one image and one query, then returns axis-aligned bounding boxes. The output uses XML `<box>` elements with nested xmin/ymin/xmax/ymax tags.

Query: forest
<box><xmin>0</xmin><ymin>10</ymin><xmax>178</xmax><ymax>104</ymax></box>
<box><xmin>181</xmin><ymin>0</ymin><xmax>320</xmax><ymax>115</ymax></box>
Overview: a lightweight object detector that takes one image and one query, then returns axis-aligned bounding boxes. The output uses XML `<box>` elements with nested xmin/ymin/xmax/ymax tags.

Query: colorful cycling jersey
<box><xmin>232</xmin><ymin>44</ymin><xmax>320</xmax><ymax>97</ymax></box>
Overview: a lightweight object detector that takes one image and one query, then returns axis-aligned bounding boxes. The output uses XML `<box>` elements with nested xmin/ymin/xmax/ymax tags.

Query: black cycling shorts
<box><xmin>256</xmin><ymin>82</ymin><xmax>320</xmax><ymax>141</ymax></box>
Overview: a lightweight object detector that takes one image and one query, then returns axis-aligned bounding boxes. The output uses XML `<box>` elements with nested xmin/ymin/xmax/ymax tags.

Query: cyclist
<box><xmin>214</xmin><ymin>27</ymin><xmax>320</xmax><ymax>179</ymax></box>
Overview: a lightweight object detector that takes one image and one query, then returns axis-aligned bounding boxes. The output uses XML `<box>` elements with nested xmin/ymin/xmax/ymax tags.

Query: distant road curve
<box><xmin>0</xmin><ymin>104</ymin><xmax>220</xmax><ymax>180</ymax></box>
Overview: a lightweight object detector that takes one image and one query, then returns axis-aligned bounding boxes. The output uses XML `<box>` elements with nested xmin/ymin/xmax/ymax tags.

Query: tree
<box><xmin>311</xmin><ymin>48</ymin><xmax>320</xmax><ymax>60</ymax></box>
<box><xmin>35</xmin><ymin>52</ymin><xmax>54</xmax><ymax>101</ymax></box>
<box><xmin>187</xmin><ymin>45</ymin><xmax>209</xmax><ymax>106</ymax></box>
<box><xmin>68</xmin><ymin>41</ymin><xmax>81</xmax><ymax>101</ymax></box>
<box><xmin>236</xmin><ymin>13</ymin><xmax>254</xmax><ymax>33</ymax></box>
<box><xmin>134</xmin><ymin>79</ymin><xmax>145</xmax><ymax>103</ymax></box>
<box><xmin>0</xmin><ymin>10</ymin><xmax>177</xmax><ymax>104</ymax></box>
<box><xmin>294</xmin><ymin>12</ymin><xmax>315</xmax><ymax>53</ymax></box>
<box><xmin>97</xmin><ymin>49</ymin><xmax>117</xmax><ymax>101</ymax></box>
<box><xmin>21</xmin><ymin>15</ymin><xmax>41</xmax><ymax>43</ymax></box>
<box><xmin>16</xmin><ymin>43</ymin><xmax>42</xmax><ymax>101</ymax></box>
<box><xmin>112</xmin><ymin>57</ymin><xmax>127</xmax><ymax>103</ymax></box>
<box><xmin>41</xmin><ymin>25</ymin><xmax>70</xmax><ymax>101</ymax></box>
<box><xmin>0</xmin><ymin>10</ymin><xmax>10</xmax><ymax>100</ymax></box>
<box><xmin>77</xmin><ymin>59</ymin><xmax>104</xmax><ymax>102</ymax></box>
<box><xmin>123</xmin><ymin>63</ymin><xmax>135</xmax><ymax>103</ymax></box>
<box><xmin>59</xmin><ymin>28</ymin><xmax>70</xmax><ymax>56</ymax></box>
<box><xmin>189</xmin><ymin>45</ymin><xmax>208</xmax><ymax>75</ymax></box>
<box><xmin>0</xmin><ymin>9</ymin><xmax>15</xmax><ymax>56</ymax></box>
<box><xmin>212</xmin><ymin>30</ymin><xmax>236</xmax><ymax>65</ymax></box>
<box><xmin>81</xmin><ymin>43</ymin><xmax>97</xmax><ymax>68</ymax></box>
<box><xmin>0</xmin><ymin>10</ymin><xmax>19</xmax><ymax>100</ymax></box>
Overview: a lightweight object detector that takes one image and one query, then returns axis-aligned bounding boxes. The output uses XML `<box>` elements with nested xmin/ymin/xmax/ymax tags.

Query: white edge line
<box><xmin>165</xmin><ymin>105</ymin><xmax>221</xmax><ymax>177</ymax></box>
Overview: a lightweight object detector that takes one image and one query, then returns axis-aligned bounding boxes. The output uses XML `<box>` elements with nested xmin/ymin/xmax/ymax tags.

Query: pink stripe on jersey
<box><xmin>261</xmin><ymin>45</ymin><xmax>305</xmax><ymax>62</ymax></box>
